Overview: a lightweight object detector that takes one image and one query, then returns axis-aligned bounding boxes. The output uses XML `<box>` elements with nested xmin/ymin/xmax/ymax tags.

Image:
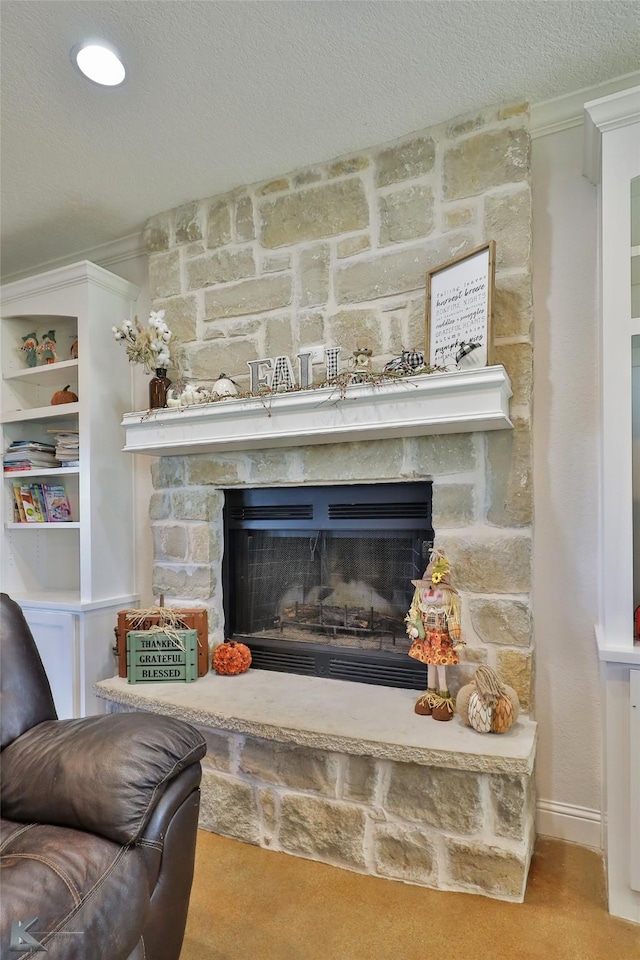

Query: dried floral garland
<box><xmin>163</xmin><ymin>364</ymin><xmax>445</xmax><ymax>412</ymax></box>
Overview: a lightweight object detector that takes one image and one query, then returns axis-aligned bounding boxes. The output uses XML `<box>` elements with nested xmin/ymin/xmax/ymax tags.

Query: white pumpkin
<box><xmin>467</xmin><ymin>691</ymin><xmax>493</xmax><ymax>733</ymax></box>
<box><xmin>455</xmin><ymin>681</ymin><xmax>475</xmax><ymax>723</ymax></box>
<box><xmin>212</xmin><ymin>374</ymin><xmax>239</xmax><ymax>397</ymax></box>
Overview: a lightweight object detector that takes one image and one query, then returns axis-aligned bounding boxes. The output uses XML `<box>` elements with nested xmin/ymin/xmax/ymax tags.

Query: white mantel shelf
<box><xmin>121</xmin><ymin>366</ymin><xmax>513</xmax><ymax>457</ymax></box>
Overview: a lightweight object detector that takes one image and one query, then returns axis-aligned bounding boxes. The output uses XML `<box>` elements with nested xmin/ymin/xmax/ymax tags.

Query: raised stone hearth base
<box><xmin>97</xmin><ymin>671</ymin><xmax>537</xmax><ymax>901</ymax></box>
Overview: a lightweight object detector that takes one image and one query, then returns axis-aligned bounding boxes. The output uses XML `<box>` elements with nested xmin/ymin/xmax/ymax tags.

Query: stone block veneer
<box><xmin>97</xmin><ymin>673</ymin><xmax>536</xmax><ymax>901</ymax></box>
<box><xmin>144</xmin><ymin>98</ymin><xmax>534</xmax><ymax>709</ymax></box>
<box><xmin>145</xmin><ymin>101</ymin><xmax>532</xmax><ymax>400</ymax></box>
<box><xmin>133</xmin><ymin>100</ymin><xmax>536</xmax><ymax>901</ymax></box>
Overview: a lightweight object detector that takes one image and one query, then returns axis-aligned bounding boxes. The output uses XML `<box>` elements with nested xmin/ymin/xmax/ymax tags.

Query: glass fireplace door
<box><xmin>223</xmin><ymin>482</ymin><xmax>433</xmax><ymax>689</ymax></box>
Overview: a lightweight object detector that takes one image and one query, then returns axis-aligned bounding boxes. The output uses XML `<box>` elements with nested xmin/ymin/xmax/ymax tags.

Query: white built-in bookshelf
<box><xmin>1</xmin><ymin>261</ymin><xmax>140</xmax><ymax>716</ymax></box>
<box><xmin>584</xmin><ymin>85</ymin><xmax>640</xmax><ymax>922</ymax></box>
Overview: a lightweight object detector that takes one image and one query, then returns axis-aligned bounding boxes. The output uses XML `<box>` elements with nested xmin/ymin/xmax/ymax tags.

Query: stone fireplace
<box><xmin>101</xmin><ymin>408</ymin><xmax>536</xmax><ymax>902</ymax></box>
<box><xmin>98</xmin><ymin>98</ymin><xmax>535</xmax><ymax>901</ymax></box>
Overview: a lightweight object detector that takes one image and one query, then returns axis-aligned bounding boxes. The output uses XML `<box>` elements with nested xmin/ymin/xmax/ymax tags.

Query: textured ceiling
<box><xmin>1</xmin><ymin>0</ymin><xmax>639</xmax><ymax>279</ymax></box>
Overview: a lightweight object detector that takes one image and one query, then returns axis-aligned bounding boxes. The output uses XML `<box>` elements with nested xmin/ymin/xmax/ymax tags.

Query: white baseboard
<box><xmin>536</xmin><ymin>799</ymin><xmax>602</xmax><ymax>850</ymax></box>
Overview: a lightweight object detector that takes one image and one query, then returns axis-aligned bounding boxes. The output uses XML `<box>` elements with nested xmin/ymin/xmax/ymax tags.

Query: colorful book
<box><xmin>32</xmin><ymin>484</ymin><xmax>47</xmax><ymax>521</ymax></box>
<box><xmin>42</xmin><ymin>483</ymin><xmax>72</xmax><ymax>522</ymax></box>
<box><xmin>19</xmin><ymin>485</ymin><xmax>43</xmax><ymax>522</ymax></box>
<box><xmin>7</xmin><ymin>440</ymin><xmax>55</xmax><ymax>450</ymax></box>
<box><xmin>12</xmin><ymin>483</ymin><xmax>26</xmax><ymax>522</ymax></box>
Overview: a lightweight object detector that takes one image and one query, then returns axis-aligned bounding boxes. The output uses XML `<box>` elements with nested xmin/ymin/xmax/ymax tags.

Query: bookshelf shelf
<box><xmin>5</xmin><ymin>521</ymin><xmax>81</xmax><ymax>529</ymax></box>
<box><xmin>7</xmin><ymin>589</ymin><xmax>83</xmax><ymax>609</ymax></box>
<box><xmin>4</xmin><ymin>358</ymin><xmax>79</xmax><ymax>384</ymax></box>
<box><xmin>4</xmin><ymin>467</ymin><xmax>79</xmax><ymax>479</ymax></box>
<box><xmin>1</xmin><ymin>401</ymin><xmax>80</xmax><ymax>424</ymax></box>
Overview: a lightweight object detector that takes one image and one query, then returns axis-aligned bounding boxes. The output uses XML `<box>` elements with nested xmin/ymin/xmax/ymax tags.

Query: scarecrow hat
<box><xmin>411</xmin><ymin>551</ymin><xmax>457</xmax><ymax>591</ymax></box>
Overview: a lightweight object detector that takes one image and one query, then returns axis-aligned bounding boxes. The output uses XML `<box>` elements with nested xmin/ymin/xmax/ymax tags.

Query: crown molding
<box><xmin>583</xmin><ymin>85</ymin><xmax>640</xmax><ymax>184</ymax></box>
<box><xmin>1</xmin><ymin>259</ymin><xmax>140</xmax><ymax>303</ymax></box>
<box><xmin>530</xmin><ymin>70</ymin><xmax>640</xmax><ymax>140</ymax></box>
<box><xmin>1</xmin><ymin>232</ymin><xmax>146</xmax><ymax>285</ymax></box>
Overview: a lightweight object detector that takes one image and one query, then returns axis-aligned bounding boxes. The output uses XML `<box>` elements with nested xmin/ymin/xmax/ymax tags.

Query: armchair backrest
<box><xmin>1</xmin><ymin>593</ymin><xmax>57</xmax><ymax>749</ymax></box>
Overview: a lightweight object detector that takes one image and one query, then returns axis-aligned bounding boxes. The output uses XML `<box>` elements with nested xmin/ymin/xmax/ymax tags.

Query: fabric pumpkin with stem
<box><xmin>51</xmin><ymin>385</ymin><xmax>78</xmax><ymax>404</ymax></box>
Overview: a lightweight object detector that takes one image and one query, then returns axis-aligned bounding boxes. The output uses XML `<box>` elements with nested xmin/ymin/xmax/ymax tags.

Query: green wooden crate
<box><xmin>126</xmin><ymin>629</ymin><xmax>198</xmax><ymax>683</ymax></box>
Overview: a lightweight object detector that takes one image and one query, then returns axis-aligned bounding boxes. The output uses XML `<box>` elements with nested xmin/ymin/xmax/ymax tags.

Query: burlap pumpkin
<box><xmin>212</xmin><ymin>641</ymin><xmax>252</xmax><ymax>676</ymax></box>
<box><xmin>456</xmin><ymin>666</ymin><xmax>520</xmax><ymax>734</ymax></box>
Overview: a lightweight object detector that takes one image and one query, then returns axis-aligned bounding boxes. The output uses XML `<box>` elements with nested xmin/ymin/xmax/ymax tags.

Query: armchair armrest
<box><xmin>0</xmin><ymin>712</ymin><xmax>205</xmax><ymax>845</ymax></box>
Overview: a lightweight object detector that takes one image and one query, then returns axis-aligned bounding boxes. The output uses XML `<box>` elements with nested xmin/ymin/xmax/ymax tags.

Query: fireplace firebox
<box><xmin>223</xmin><ymin>482</ymin><xmax>433</xmax><ymax>689</ymax></box>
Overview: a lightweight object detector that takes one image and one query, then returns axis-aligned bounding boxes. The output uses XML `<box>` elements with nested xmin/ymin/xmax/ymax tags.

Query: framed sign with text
<box><xmin>425</xmin><ymin>241</ymin><xmax>496</xmax><ymax>370</ymax></box>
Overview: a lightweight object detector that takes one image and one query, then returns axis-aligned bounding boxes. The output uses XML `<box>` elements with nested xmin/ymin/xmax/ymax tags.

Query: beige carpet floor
<box><xmin>181</xmin><ymin>831</ymin><xmax>639</xmax><ymax>960</ymax></box>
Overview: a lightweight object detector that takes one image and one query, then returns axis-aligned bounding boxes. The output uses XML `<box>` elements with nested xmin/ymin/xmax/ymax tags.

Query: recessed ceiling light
<box><xmin>73</xmin><ymin>43</ymin><xmax>125</xmax><ymax>86</ymax></box>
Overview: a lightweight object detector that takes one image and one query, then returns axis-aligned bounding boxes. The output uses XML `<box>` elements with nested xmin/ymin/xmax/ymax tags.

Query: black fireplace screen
<box><xmin>223</xmin><ymin>482</ymin><xmax>433</xmax><ymax>688</ymax></box>
<box><xmin>232</xmin><ymin>531</ymin><xmax>420</xmax><ymax>651</ymax></box>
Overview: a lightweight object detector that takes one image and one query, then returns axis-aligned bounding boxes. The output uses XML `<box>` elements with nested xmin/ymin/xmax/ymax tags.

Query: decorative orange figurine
<box><xmin>50</xmin><ymin>385</ymin><xmax>78</xmax><ymax>405</ymax></box>
<box><xmin>212</xmin><ymin>641</ymin><xmax>252</xmax><ymax>676</ymax></box>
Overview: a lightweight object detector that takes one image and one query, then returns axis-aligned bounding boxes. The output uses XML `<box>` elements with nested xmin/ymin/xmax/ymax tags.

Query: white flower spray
<box><xmin>113</xmin><ymin>309</ymin><xmax>181</xmax><ymax>374</ymax></box>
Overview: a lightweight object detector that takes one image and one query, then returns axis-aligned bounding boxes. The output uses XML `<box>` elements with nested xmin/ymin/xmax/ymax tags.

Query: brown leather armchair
<box><xmin>0</xmin><ymin>593</ymin><xmax>206</xmax><ymax>960</ymax></box>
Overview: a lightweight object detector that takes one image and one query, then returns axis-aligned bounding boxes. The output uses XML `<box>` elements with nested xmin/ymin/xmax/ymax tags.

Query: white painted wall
<box><xmin>633</xmin><ymin>342</ymin><xmax>640</xmax><ymax>611</ymax></box>
<box><xmin>98</xmin><ymin>253</ymin><xmax>155</xmax><ymax>609</ymax></box>
<box><xmin>532</xmin><ymin>124</ymin><xmax>603</xmax><ymax>837</ymax></box>
<box><xmin>633</xmin><ymin>176</ymin><xmax>640</xmax><ymax>611</ymax></box>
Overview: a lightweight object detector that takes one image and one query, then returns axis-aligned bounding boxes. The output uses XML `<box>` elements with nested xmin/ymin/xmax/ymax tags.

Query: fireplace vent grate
<box><xmin>328</xmin><ymin>501</ymin><xmax>430</xmax><ymax>520</ymax></box>
<box><xmin>328</xmin><ymin>657</ymin><xmax>425</xmax><ymax>687</ymax></box>
<box><xmin>230</xmin><ymin>504</ymin><xmax>313</xmax><ymax>521</ymax></box>
<box><xmin>247</xmin><ymin>644</ymin><xmax>316</xmax><ymax>675</ymax></box>
<box><xmin>241</xmin><ymin>638</ymin><xmax>427</xmax><ymax>690</ymax></box>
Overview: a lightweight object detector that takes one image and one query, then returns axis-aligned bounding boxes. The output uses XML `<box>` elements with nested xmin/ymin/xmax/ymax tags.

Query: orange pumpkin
<box><xmin>212</xmin><ymin>641</ymin><xmax>252</xmax><ymax>675</ymax></box>
<box><xmin>51</xmin><ymin>385</ymin><xmax>78</xmax><ymax>405</ymax></box>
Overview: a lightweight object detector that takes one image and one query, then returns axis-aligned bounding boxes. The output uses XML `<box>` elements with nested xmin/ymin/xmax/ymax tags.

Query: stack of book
<box><xmin>4</xmin><ymin>440</ymin><xmax>58</xmax><ymax>472</ymax></box>
<box><xmin>11</xmin><ymin>481</ymin><xmax>72</xmax><ymax>523</ymax></box>
<box><xmin>49</xmin><ymin>430</ymin><xmax>79</xmax><ymax>467</ymax></box>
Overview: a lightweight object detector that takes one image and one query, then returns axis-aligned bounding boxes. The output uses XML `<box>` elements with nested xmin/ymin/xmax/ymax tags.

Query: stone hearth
<box><xmin>97</xmin><ymin>671</ymin><xmax>537</xmax><ymax>901</ymax></box>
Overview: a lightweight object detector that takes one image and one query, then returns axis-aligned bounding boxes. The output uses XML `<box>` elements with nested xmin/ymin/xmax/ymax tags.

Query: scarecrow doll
<box><xmin>405</xmin><ymin>550</ymin><xmax>465</xmax><ymax>720</ymax></box>
<box><xmin>21</xmin><ymin>332</ymin><xmax>38</xmax><ymax>367</ymax></box>
<box><xmin>349</xmin><ymin>345</ymin><xmax>373</xmax><ymax>382</ymax></box>
<box><xmin>38</xmin><ymin>330</ymin><xmax>57</xmax><ymax>364</ymax></box>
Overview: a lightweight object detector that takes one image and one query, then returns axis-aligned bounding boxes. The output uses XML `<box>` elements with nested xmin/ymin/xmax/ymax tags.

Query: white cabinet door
<box><xmin>22</xmin><ymin>608</ymin><xmax>78</xmax><ymax>719</ymax></box>
<box><xmin>631</xmin><ymin>668</ymin><xmax>640</xmax><ymax>893</ymax></box>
